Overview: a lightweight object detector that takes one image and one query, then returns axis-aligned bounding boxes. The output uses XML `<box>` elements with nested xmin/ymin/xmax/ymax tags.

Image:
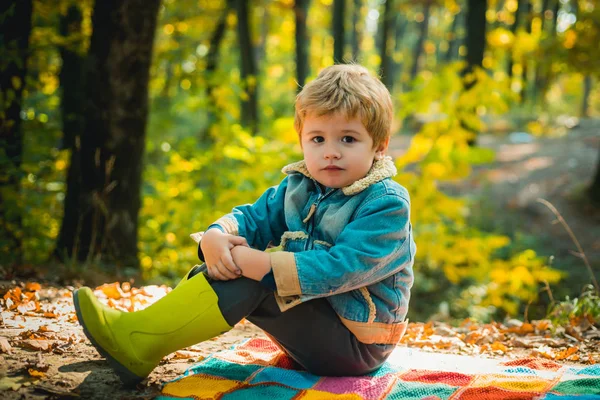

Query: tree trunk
<box><xmin>204</xmin><ymin>2</ymin><xmax>231</xmax><ymax>131</ymax></box>
<box><xmin>581</xmin><ymin>75</ymin><xmax>592</xmax><ymax>118</ymax></box>
<box><xmin>394</xmin><ymin>15</ymin><xmax>408</xmax><ymax>90</ymax></box>
<box><xmin>295</xmin><ymin>0</ymin><xmax>310</xmax><ymax>89</ymax></box>
<box><xmin>55</xmin><ymin>3</ymin><xmax>86</xmax><ymax>261</ymax></box>
<box><xmin>520</xmin><ymin>0</ymin><xmax>533</xmax><ymax>104</ymax></box>
<box><xmin>236</xmin><ymin>0</ymin><xmax>259</xmax><ymax>134</ymax></box>
<box><xmin>410</xmin><ymin>1</ymin><xmax>431</xmax><ymax>82</ymax></box>
<box><xmin>62</xmin><ymin>0</ymin><xmax>161</xmax><ymax>267</ymax></box>
<box><xmin>379</xmin><ymin>0</ymin><xmax>396</xmax><ymax>90</ymax></box>
<box><xmin>532</xmin><ymin>0</ymin><xmax>554</xmax><ymax>107</ymax></box>
<box><xmin>507</xmin><ymin>0</ymin><xmax>523</xmax><ymax>79</ymax></box>
<box><xmin>464</xmin><ymin>0</ymin><xmax>487</xmax><ymax>147</ymax></box>
<box><xmin>333</xmin><ymin>0</ymin><xmax>346</xmax><ymax>63</ymax></box>
<box><xmin>256</xmin><ymin>3</ymin><xmax>269</xmax><ymax>66</ymax></box>
<box><xmin>590</xmin><ymin>146</ymin><xmax>600</xmax><ymax>206</ymax></box>
<box><xmin>465</xmin><ymin>0</ymin><xmax>487</xmax><ymax>74</ymax></box>
<box><xmin>351</xmin><ymin>0</ymin><xmax>362</xmax><ymax>62</ymax></box>
<box><xmin>444</xmin><ymin>10</ymin><xmax>461</xmax><ymax>63</ymax></box>
<box><xmin>0</xmin><ymin>1</ymin><xmax>33</xmax><ymax>265</ymax></box>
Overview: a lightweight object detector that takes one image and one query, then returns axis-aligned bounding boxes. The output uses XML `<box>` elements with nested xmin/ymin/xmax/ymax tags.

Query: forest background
<box><xmin>1</xmin><ymin>0</ymin><xmax>599</xmax><ymax>325</ymax></box>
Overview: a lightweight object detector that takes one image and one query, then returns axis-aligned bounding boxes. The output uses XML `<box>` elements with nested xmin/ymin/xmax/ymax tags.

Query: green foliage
<box><xmin>400</xmin><ymin>64</ymin><xmax>562</xmax><ymax>320</ymax></box>
<box><xmin>139</xmin><ymin>116</ymin><xmax>300</xmax><ymax>281</ymax></box>
<box><xmin>549</xmin><ymin>285</ymin><xmax>600</xmax><ymax>328</ymax></box>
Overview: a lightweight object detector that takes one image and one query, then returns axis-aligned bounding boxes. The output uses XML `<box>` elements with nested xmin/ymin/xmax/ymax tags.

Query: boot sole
<box><xmin>73</xmin><ymin>289</ymin><xmax>145</xmax><ymax>387</ymax></box>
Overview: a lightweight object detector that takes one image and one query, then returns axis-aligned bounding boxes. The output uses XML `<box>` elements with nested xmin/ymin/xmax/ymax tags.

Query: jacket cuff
<box><xmin>270</xmin><ymin>251</ymin><xmax>301</xmax><ymax>297</ymax></box>
<box><xmin>212</xmin><ymin>216</ymin><xmax>239</xmax><ymax>236</ymax></box>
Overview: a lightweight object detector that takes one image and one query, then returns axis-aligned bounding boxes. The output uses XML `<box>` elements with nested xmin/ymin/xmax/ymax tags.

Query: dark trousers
<box><xmin>203</xmin><ymin>273</ymin><xmax>394</xmax><ymax>376</ymax></box>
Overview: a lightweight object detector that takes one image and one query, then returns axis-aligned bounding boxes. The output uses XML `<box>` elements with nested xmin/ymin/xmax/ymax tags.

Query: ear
<box><xmin>374</xmin><ymin>137</ymin><xmax>390</xmax><ymax>160</ymax></box>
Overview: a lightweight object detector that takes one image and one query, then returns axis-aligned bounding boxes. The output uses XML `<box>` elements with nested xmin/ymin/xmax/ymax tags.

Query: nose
<box><xmin>323</xmin><ymin>143</ymin><xmax>341</xmax><ymax>160</ymax></box>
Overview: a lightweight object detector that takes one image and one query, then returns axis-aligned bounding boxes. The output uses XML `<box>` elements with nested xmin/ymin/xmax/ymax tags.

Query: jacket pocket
<box><xmin>313</xmin><ymin>240</ymin><xmax>333</xmax><ymax>252</ymax></box>
<box><xmin>280</xmin><ymin>231</ymin><xmax>308</xmax><ymax>253</ymax></box>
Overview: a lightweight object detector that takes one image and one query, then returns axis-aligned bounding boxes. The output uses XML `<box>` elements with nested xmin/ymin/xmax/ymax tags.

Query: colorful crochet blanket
<box><xmin>158</xmin><ymin>338</ymin><xmax>600</xmax><ymax>399</ymax></box>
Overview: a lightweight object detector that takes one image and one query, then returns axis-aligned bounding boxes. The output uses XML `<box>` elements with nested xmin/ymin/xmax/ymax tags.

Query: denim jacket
<box><xmin>191</xmin><ymin>157</ymin><xmax>415</xmax><ymax>345</ymax></box>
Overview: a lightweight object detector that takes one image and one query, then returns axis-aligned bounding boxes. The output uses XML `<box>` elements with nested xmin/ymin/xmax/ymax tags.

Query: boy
<box><xmin>73</xmin><ymin>64</ymin><xmax>416</xmax><ymax>386</ymax></box>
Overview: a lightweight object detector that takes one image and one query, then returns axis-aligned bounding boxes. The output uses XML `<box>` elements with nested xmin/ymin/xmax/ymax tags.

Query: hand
<box><xmin>201</xmin><ymin>228</ymin><xmax>249</xmax><ymax>280</ymax></box>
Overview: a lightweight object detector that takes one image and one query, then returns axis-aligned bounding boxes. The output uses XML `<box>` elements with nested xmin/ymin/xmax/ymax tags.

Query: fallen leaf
<box><xmin>0</xmin><ymin>337</ymin><xmax>12</xmax><ymax>354</ymax></box>
<box><xmin>95</xmin><ymin>283</ymin><xmax>125</xmax><ymax>300</ymax></box>
<box><xmin>28</xmin><ymin>368</ymin><xmax>46</xmax><ymax>378</ymax></box>
<box><xmin>18</xmin><ymin>340</ymin><xmax>53</xmax><ymax>352</ymax></box>
<box><xmin>491</xmin><ymin>341</ymin><xmax>508</xmax><ymax>353</ymax></box>
<box><xmin>25</xmin><ymin>282</ymin><xmax>41</xmax><ymax>292</ymax></box>
<box><xmin>555</xmin><ymin>346</ymin><xmax>579</xmax><ymax>360</ymax></box>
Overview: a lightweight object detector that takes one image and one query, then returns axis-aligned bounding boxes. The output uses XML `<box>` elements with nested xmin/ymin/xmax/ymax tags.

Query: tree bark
<box><xmin>204</xmin><ymin>2</ymin><xmax>231</xmax><ymax>131</ymax></box>
<box><xmin>507</xmin><ymin>0</ymin><xmax>523</xmax><ymax>79</ymax></box>
<box><xmin>410</xmin><ymin>1</ymin><xmax>431</xmax><ymax>82</ymax></box>
<box><xmin>0</xmin><ymin>1</ymin><xmax>33</xmax><ymax>265</ymax></box>
<box><xmin>520</xmin><ymin>0</ymin><xmax>533</xmax><ymax>103</ymax></box>
<box><xmin>55</xmin><ymin>3</ymin><xmax>86</xmax><ymax>261</ymax></box>
<box><xmin>444</xmin><ymin>10</ymin><xmax>461</xmax><ymax>63</ymax></box>
<box><xmin>333</xmin><ymin>0</ymin><xmax>346</xmax><ymax>63</ymax></box>
<box><xmin>236</xmin><ymin>0</ymin><xmax>259</xmax><ymax>134</ymax></box>
<box><xmin>581</xmin><ymin>75</ymin><xmax>592</xmax><ymax>118</ymax></box>
<box><xmin>379</xmin><ymin>0</ymin><xmax>396</xmax><ymax>90</ymax></box>
<box><xmin>394</xmin><ymin>15</ymin><xmax>408</xmax><ymax>90</ymax></box>
<box><xmin>465</xmin><ymin>0</ymin><xmax>487</xmax><ymax>74</ymax></box>
<box><xmin>62</xmin><ymin>0</ymin><xmax>161</xmax><ymax>267</ymax></box>
<box><xmin>590</xmin><ymin>146</ymin><xmax>600</xmax><ymax>206</ymax></box>
<box><xmin>351</xmin><ymin>0</ymin><xmax>362</xmax><ymax>62</ymax></box>
<box><xmin>463</xmin><ymin>0</ymin><xmax>487</xmax><ymax>147</ymax></box>
<box><xmin>294</xmin><ymin>0</ymin><xmax>310</xmax><ymax>89</ymax></box>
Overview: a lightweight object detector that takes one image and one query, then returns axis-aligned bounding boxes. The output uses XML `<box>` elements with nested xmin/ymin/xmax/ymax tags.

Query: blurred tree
<box><xmin>235</xmin><ymin>0</ymin><xmax>258</xmax><ymax>134</ymax></box>
<box><xmin>0</xmin><ymin>1</ymin><xmax>34</xmax><ymax>265</ymax></box>
<box><xmin>333</xmin><ymin>0</ymin><xmax>345</xmax><ymax>63</ymax></box>
<box><xmin>295</xmin><ymin>0</ymin><xmax>310</xmax><ymax>89</ymax></box>
<box><xmin>533</xmin><ymin>0</ymin><xmax>559</xmax><ymax>107</ymax></box>
<box><xmin>464</xmin><ymin>0</ymin><xmax>487</xmax><ymax>75</ymax></box>
<box><xmin>351</xmin><ymin>0</ymin><xmax>362</xmax><ymax>62</ymax></box>
<box><xmin>379</xmin><ymin>0</ymin><xmax>396</xmax><ymax>90</ymax></box>
<box><xmin>410</xmin><ymin>0</ymin><xmax>432</xmax><ymax>82</ymax></box>
<box><xmin>393</xmin><ymin>12</ymin><xmax>408</xmax><ymax>90</ymax></box>
<box><xmin>59</xmin><ymin>0</ymin><xmax>161</xmax><ymax>267</ymax></box>
<box><xmin>444</xmin><ymin>8</ymin><xmax>462</xmax><ymax>63</ymax></box>
<box><xmin>520</xmin><ymin>0</ymin><xmax>533</xmax><ymax>104</ymax></box>
<box><xmin>55</xmin><ymin>2</ymin><xmax>86</xmax><ymax>262</ymax></box>
<box><xmin>507</xmin><ymin>0</ymin><xmax>524</xmax><ymax>80</ymax></box>
<box><xmin>204</xmin><ymin>1</ymin><xmax>232</xmax><ymax>134</ymax></box>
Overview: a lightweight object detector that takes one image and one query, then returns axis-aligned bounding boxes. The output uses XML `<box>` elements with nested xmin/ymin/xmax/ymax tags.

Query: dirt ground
<box><xmin>1</xmin><ymin>118</ymin><xmax>599</xmax><ymax>399</ymax></box>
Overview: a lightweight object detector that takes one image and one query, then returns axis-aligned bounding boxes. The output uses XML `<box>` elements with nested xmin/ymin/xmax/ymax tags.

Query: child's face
<box><xmin>300</xmin><ymin>112</ymin><xmax>389</xmax><ymax>189</ymax></box>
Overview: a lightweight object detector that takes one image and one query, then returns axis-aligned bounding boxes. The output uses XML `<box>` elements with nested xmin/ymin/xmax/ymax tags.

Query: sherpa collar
<box><xmin>281</xmin><ymin>156</ymin><xmax>397</xmax><ymax>196</ymax></box>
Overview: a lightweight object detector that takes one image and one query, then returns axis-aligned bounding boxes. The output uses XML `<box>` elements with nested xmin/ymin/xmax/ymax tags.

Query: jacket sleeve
<box><xmin>205</xmin><ymin>176</ymin><xmax>289</xmax><ymax>251</ymax></box>
<box><xmin>269</xmin><ymin>193</ymin><xmax>413</xmax><ymax>297</ymax></box>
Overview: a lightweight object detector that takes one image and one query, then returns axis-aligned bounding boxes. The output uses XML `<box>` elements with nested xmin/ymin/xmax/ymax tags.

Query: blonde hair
<box><xmin>294</xmin><ymin>64</ymin><xmax>393</xmax><ymax>148</ymax></box>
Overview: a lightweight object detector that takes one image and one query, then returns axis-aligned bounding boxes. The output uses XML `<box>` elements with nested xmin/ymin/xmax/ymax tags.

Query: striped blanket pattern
<box><xmin>158</xmin><ymin>338</ymin><xmax>600</xmax><ymax>399</ymax></box>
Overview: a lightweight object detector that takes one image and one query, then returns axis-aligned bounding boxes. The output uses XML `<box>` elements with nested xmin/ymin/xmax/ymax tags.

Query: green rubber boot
<box><xmin>73</xmin><ymin>271</ymin><xmax>231</xmax><ymax>386</ymax></box>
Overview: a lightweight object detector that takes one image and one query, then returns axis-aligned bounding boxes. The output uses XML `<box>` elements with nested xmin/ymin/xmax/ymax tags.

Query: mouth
<box><xmin>323</xmin><ymin>166</ymin><xmax>343</xmax><ymax>171</ymax></box>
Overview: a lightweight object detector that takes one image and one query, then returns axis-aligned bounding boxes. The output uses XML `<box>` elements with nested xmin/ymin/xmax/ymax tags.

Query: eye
<box><xmin>311</xmin><ymin>136</ymin><xmax>324</xmax><ymax>143</ymax></box>
<box><xmin>341</xmin><ymin>136</ymin><xmax>355</xmax><ymax>143</ymax></box>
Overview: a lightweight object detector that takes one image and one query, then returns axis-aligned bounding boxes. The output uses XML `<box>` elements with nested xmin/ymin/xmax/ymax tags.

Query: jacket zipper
<box><xmin>304</xmin><ymin>188</ymin><xmax>337</xmax><ymax>250</ymax></box>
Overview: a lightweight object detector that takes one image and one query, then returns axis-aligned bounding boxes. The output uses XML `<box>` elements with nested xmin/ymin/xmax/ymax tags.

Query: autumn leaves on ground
<box><xmin>1</xmin><ymin>280</ymin><xmax>599</xmax><ymax>399</ymax></box>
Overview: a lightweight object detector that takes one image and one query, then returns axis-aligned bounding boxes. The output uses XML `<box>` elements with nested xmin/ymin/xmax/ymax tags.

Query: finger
<box><xmin>222</xmin><ymin>253</ymin><xmax>242</xmax><ymax>276</ymax></box>
<box><xmin>216</xmin><ymin>260</ymin><xmax>237</xmax><ymax>280</ymax></box>
<box><xmin>230</xmin><ymin>236</ymin><xmax>249</xmax><ymax>247</ymax></box>
<box><xmin>208</xmin><ymin>265</ymin><xmax>226</xmax><ymax>281</ymax></box>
